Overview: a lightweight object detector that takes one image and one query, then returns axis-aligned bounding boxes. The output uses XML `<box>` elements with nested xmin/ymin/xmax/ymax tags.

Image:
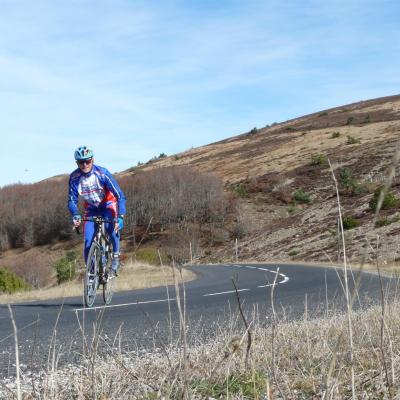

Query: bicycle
<box><xmin>77</xmin><ymin>216</ymin><xmax>118</xmax><ymax>307</ymax></box>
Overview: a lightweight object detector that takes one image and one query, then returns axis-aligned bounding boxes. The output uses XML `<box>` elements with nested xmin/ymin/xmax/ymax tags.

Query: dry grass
<box><xmin>0</xmin><ymin>261</ymin><xmax>196</xmax><ymax>304</ymax></box>
<box><xmin>2</xmin><ymin>297</ymin><xmax>400</xmax><ymax>399</ymax></box>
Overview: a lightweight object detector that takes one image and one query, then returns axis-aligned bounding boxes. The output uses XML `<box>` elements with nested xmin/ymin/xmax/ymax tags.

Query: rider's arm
<box><xmin>68</xmin><ymin>173</ymin><xmax>80</xmax><ymax>217</ymax></box>
<box><xmin>103</xmin><ymin>169</ymin><xmax>126</xmax><ymax>216</ymax></box>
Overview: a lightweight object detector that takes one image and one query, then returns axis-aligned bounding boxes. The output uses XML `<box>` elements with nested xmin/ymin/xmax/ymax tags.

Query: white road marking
<box><xmin>203</xmin><ymin>265</ymin><xmax>289</xmax><ymax>296</ymax></box>
<box><xmin>203</xmin><ymin>289</ymin><xmax>250</xmax><ymax>297</ymax></box>
<box><xmin>257</xmin><ymin>275</ymin><xmax>289</xmax><ymax>288</ymax></box>
<box><xmin>72</xmin><ymin>298</ymin><xmax>176</xmax><ymax>312</ymax></box>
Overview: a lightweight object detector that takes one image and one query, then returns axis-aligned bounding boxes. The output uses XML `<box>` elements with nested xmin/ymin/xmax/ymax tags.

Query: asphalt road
<box><xmin>0</xmin><ymin>263</ymin><xmax>394</xmax><ymax>376</ymax></box>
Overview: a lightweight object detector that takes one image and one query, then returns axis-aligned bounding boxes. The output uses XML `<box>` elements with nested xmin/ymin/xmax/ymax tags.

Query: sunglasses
<box><xmin>77</xmin><ymin>158</ymin><xmax>93</xmax><ymax>165</ymax></box>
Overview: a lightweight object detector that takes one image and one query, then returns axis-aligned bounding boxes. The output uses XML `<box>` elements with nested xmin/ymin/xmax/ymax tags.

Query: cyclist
<box><xmin>68</xmin><ymin>146</ymin><xmax>126</xmax><ymax>275</ymax></box>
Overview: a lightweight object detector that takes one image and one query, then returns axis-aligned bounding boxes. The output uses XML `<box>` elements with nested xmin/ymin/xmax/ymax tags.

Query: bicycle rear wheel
<box><xmin>84</xmin><ymin>242</ymin><xmax>100</xmax><ymax>307</ymax></box>
<box><xmin>103</xmin><ymin>251</ymin><xmax>115</xmax><ymax>305</ymax></box>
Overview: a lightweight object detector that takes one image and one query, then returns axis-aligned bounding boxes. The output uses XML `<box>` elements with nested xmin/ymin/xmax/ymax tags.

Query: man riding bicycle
<box><xmin>68</xmin><ymin>146</ymin><xmax>126</xmax><ymax>275</ymax></box>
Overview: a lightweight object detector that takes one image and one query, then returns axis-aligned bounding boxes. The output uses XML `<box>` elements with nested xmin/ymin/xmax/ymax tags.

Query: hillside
<box><xmin>1</xmin><ymin>94</ymin><xmax>400</xmax><ymax>296</ymax></box>
<box><xmin>122</xmin><ymin>94</ymin><xmax>400</xmax><ymax>266</ymax></box>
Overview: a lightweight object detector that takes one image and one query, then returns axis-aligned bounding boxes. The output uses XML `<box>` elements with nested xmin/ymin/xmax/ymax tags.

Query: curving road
<box><xmin>0</xmin><ymin>263</ymin><xmax>394</xmax><ymax>375</ymax></box>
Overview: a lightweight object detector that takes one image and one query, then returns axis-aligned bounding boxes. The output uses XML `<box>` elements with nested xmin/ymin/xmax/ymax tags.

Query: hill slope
<box><xmin>122</xmin><ymin>94</ymin><xmax>400</xmax><ymax>265</ymax></box>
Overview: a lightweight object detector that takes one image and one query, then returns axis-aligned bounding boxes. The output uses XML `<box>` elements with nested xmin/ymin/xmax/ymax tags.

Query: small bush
<box><xmin>319</xmin><ymin>112</ymin><xmax>328</xmax><ymax>117</ymax></box>
<box><xmin>310</xmin><ymin>154</ymin><xmax>327</xmax><ymax>166</ymax></box>
<box><xmin>375</xmin><ymin>219</ymin><xmax>389</xmax><ymax>228</ymax></box>
<box><xmin>339</xmin><ymin>168</ymin><xmax>358</xmax><ymax>193</ymax></box>
<box><xmin>247</xmin><ymin>127</ymin><xmax>258</xmax><ymax>135</ymax></box>
<box><xmin>375</xmin><ymin>215</ymin><xmax>400</xmax><ymax>228</ymax></box>
<box><xmin>346</xmin><ymin>116</ymin><xmax>354</xmax><ymax>125</ymax></box>
<box><xmin>135</xmin><ymin>248</ymin><xmax>169</xmax><ymax>266</ymax></box>
<box><xmin>342</xmin><ymin>216</ymin><xmax>359</xmax><ymax>230</ymax></box>
<box><xmin>287</xmin><ymin>205</ymin><xmax>297</xmax><ymax>214</ymax></box>
<box><xmin>232</xmin><ymin>183</ymin><xmax>247</xmax><ymax>197</ymax></box>
<box><xmin>346</xmin><ymin>135</ymin><xmax>360</xmax><ymax>145</ymax></box>
<box><xmin>365</xmin><ymin>114</ymin><xmax>371</xmax><ymax>123</ymax></box>
<box><xmin>369</xmin><ymin>187</ymin><xmax>398</xmax><ymax>212</ymax></box>
<box><xmin>330</xmin><ymin>131</ymin><xmax>340</xmax><ymax>139</ymax></box>
<box><xmin>192</xmin><ymin>371</ymin><xmax>267</xmax><ymax>399</ymax></box>
<box><xmin>0</xmin><ymin>267</ymin><xmax>30</xmax><ymax>294</ymax></box>
<box><xmin>354</xmin><ymin>181</ymin><xmax>374</xmax><ymax>195</ymax></box>
<box><xmin>339</xmin><ymin>168</ymin><xmax>374</xmax><ymax>195</ymax></box>
<box><xmin>288</xmin><ymin>250</ymin><xmax>298</xmax><ymax>256</ymax></box>
<box><xmin>293</xmin><ymin>188</ymin><xmax>311</xmax><ymax>204</ymax></box>
<box><xmin>54</xmin><ymin>254</ymin><xmax>77</xmax><ymax>284</ymax></box>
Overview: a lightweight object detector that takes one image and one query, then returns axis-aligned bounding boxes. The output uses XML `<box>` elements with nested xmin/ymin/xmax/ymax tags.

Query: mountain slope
<box><xmin>122</xmin><ymin>94</ymin><xmax>400</xmax><ymax>265</ymax></box>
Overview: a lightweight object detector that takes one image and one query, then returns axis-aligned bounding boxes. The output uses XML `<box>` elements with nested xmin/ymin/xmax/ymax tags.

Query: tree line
<box><xmin>0</xmin><ymin>166</ymin><xmax>231</xmax><ymax>253</ymax></box>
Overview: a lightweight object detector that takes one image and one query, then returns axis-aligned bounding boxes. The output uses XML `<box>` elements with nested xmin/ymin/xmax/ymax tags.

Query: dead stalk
<box><xmin>28</xmin><ymin>314</ymin><xmax>39</xmax><ymax>399</ymax></box>
<box><xmin>325</xmin><ymin>143</ymin><xmax>400</xmax><ymax>398</ymax></box>
<box><xmin>7</xmin><ymin>304</ymin><xmax>21</xmax><ymax>400</ymax></box>
<box><xmin>270</xmin><ymin>267</ymin><xmax>286</xmax><ymax>399</ymax></box>
<box><xmin>159</xmin><ymin>249</ymin><xmax>173</xmax><ymax>347</ymax></box>
<box><xmin>328</xmin><ymin>159</ymin><xmax>356</xmax><ymax>399</ymax></box>
<box><xmin>231</xmin><ymin>278</ymin><xmax>252</xmax><ymax>368</ymax></box>
<box><xmin>90</xmin><ymin>307</ymin><xmax>106</xmax><ymax>400</ymax></box>
<box><xmin>139</xmin><ymin>306</ymin><xmax>173</xmax><ymax>369</ymax></box>
<box><xmin>171</xmin><ymin>260</ymin><xmax>189</xmax><ymax>399</ymax></box>
<box><xmin>375</xmin><ymin>236</ymin><xmax>393</xmax><ymax>399</ymax></box>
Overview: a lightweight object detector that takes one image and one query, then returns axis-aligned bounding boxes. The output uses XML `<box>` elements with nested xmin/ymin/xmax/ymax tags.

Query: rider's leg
<box><xmin>83</xmin><ymin>219</ymin><xmax>96</xmax><ymax>262</ymax></box>
<box><xmin>102</xmin><ymin>208</ymin><xmax>121</xmax><ymax>272</ymax></box>
<box><xmin>102</xmin><ymin>208</ymin><xmax>120</xmax><ymax>254</ymax></box>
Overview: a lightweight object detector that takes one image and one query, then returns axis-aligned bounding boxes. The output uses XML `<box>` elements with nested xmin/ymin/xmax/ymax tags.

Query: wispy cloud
<box><xmin>0</xmin><ymin>0</ymin><xmax>399</xmax><ymax>186</ymax></box>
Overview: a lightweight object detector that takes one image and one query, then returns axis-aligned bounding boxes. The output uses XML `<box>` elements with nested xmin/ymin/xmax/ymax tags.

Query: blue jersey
<box><xmin>68</xmin><ymin>164</ymin><xmax>126</xmax><ymax>217</ymax></box>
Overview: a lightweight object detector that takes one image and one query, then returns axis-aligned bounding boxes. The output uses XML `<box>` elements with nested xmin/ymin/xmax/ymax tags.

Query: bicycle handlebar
<box><xmin>73</xmin><ymin>216</ymin><xmax>115</xmax><ymax>235</ymax></box>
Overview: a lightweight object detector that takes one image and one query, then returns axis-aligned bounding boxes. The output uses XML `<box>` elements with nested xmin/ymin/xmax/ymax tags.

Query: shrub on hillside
<box><xmin>375</xmin><ymin>215</ymin><xmax>400</xmax><ymax>227</ymax></box>
<box><xmin>134</xmin><ymin>248</ymin><xmax>169</xmax><ymax>266</ymax></box>
<box><xmin>0</xmin><ymin>266</ymin><xmax>30</xmax><ymax>294</ymax></box>
<box><xmin>310</xmin><ymin>154</ymin><xmax>327</xmax><ymax>166</ymax></box>
<box><xmin>54</xmin><ymin>251</ymin><xmax>78</xmax><ymax>284</ymax></box>
<box><xmin>330</xmin><ymin>131</ymin><xmax>340</xmax><ymax>139</ymax></box>
<box><xmin>369</xmin><ymin>187</ymin><xmax>398</xmax><ymax>212</ymax></box>
<box><xmin>339</xmin><ymin>168</ymin><xmax>358</xmax><ymax>193</ymax></box>
<box><xmin>232</xmin><ymin>183</ymin><xmax>248</xmax><ymax>197</ymax></box>
<box><xmin>247</xmin><ymin>127</ymin><xmax>258</xmax><ymax>135</ymax></box>
<box><xmin>342</xmin><ymin>216</ymin><xmax>359</xmax><ymax>230</ymax></box>
<box><xmin>346</xmin><ymin>135</ymin><xmax>360</xmax><ymax>145</ymax></box>
<box><xmin>293</xmin><ymin>188</ymin><xmax>311</xmax><ymax>204</ymax></box>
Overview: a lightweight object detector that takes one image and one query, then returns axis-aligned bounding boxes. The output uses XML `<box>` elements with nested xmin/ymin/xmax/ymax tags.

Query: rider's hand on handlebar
<box><xmin>113</xmin><ymin>216</ymin><xmax>124</xmax><ymax>232</ymax></box>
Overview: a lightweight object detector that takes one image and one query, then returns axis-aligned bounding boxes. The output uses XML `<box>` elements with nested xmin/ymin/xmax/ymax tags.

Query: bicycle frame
<box><xmin>80</xmin><ymin>216</ymin><xmax>116</xmax><ymax>307</ymax></box>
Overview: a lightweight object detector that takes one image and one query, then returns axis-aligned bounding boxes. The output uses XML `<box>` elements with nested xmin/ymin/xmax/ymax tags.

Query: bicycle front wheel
<box><xmin>84</xmin><ymin>242</ymin><xmax>100</xmax><ymax>307</ymax></box>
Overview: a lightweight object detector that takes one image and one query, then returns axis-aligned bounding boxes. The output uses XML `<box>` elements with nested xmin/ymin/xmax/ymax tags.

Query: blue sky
<box><xmin>0</xmin><ymin>0</ymin><xmax>399</xmax><ymax>187</ymax></box>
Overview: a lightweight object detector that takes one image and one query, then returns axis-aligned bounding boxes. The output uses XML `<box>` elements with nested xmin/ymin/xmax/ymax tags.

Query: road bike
<box><xmin>78</xmin><ymin>216</ymin><xmax>117</xmax><ymax>307</ymax></box>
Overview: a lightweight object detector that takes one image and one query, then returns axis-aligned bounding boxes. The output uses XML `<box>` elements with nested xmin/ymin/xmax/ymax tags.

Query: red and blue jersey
<box><xmin>68</xmin><ymin>165</ymin><xmax>126</xmax><ymax>218</ymax></box>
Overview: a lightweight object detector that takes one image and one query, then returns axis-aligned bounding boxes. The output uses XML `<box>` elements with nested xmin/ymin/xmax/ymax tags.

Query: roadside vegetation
<box><xmin>0</xmin><ymin>166</ymin><xmax>234</xmax><ymax>294</ymax></box>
